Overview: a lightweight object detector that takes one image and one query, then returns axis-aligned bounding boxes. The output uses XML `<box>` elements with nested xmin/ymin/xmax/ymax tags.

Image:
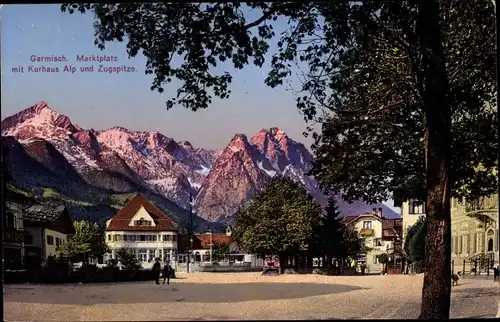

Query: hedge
<box><xmin>4</xmin><ymin>264</ymin><xmax>176</xmax><ymax>284</ymax></box>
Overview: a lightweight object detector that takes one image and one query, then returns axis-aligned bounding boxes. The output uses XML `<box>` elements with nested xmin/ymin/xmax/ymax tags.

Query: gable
<box><xmin>128</xmin><ymin>206</ymin><xmax>157</xmax><ymax>227</ymax></box>
<box><xmin>105</xmin><ymin>194</ymin><xmax>176</xmax><ymax>231</ymax></box>
<box><xmin>346</xmin><ymin>213</ymin><xmax>382</xmax><ymax>225</ymax></box>
<box><xmin>49</xmin><ymin>210</ymin><xmax>76</xmax><ymax>235</ymax></box>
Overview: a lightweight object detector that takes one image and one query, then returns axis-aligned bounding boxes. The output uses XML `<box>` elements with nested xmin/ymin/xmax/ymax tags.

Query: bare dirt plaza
<box><xmin>4</xmin><ymin>272</ymin><xmax>499</xmax><ymax>320</ymax></box>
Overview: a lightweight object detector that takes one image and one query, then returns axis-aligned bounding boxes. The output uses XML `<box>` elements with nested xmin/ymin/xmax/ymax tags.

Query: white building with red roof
<box><xmin>104</xmin><ymin>194</ymin><xmax>178</xmax><ymax>269</ymax></box>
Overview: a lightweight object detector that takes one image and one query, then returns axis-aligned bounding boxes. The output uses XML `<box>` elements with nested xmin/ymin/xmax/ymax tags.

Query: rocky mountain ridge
<box><xmin>1</xmin><ymin>101</ymin><xmax>399</xmax><ymax>223</ymax></box>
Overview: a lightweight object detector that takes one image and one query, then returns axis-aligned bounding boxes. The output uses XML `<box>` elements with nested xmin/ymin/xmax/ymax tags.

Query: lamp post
<box><xmin>187</xmin><ymin>193</ymin><xmax>194</xmax><ymax>273</ymax></box>
<box><xmin>493</xmin><ymin>0</ymin><xmax>500</xmax><ymax>319</ymax></box>
<box><xmin>206</xmin><ymin>230</ymin><xmax>213</xmax><ymax>263</ymax></box>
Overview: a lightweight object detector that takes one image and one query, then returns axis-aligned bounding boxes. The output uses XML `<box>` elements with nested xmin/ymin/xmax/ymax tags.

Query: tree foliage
<box><xmin>232</xmin><ymin>177</ymin><xmax>323</xmax><ymax>256</ymax></box>
<box><xmin>340</xmin><ymin>226</ymin><xmax>367</xmax><ymax>259</ymax></box>
<box><xmin>61</xmin><ymin>1</ymin><xmax>496</xmax><ymax>318</ymax></box>
<box><xmin>116</xmin><ymin>248</ymin><xmax>141</xmax><ymax>271</ymax></box>
<box><xmin>310</xmin><ymin>197</ymin><xmax>346</xmax><ymax>258</ymax></box>
<box><xmin>61</xmin><ymin>220</ymin><xmax>108</xmax><ymax>260</ymax></box>
<box><xmin>60</xmin><ymin>1</ymin><xmax>496</xmax><ymax>203</ymax></box>
<box><xmin>404</xmin><ymin>217</ymin><xmax>427</xmax><ymax>263</ymax></box>
<box><xmin>211</xmin><ymin>241</ymin><xmax>230</xmax><ymax>263</ymax></box>
<box><xmin>296</xmin><ymin>0</ymin><xmax>497</xmax><ymax>205</ymax></box>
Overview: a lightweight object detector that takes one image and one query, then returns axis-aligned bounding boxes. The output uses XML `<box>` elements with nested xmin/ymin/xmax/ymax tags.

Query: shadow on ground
<box><xmin>4</xmin><ymin>282</ymin><xmax>365</xmax><ymax>305</ymax></box>
<box><xmin>452</xmin><ymin>287</ymin><xmax>499</xmax><ymax>299</ymax></box>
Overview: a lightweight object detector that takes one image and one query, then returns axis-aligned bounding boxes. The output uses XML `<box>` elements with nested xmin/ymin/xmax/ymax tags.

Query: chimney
<box><xmin>372</xmin><ymin>208</ymin><xmax>377</xmax><ymax>216</ymax></box>
<box><xmin>378</xmin><ymin>208</ymin><xmax>383</xmax><ymax>218</ymax></box>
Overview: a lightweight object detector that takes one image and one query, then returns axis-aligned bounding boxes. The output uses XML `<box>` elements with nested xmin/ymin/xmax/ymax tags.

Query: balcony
<box><xmin>360</xmin><ymin>228</ymin><xmax>375</xmax><ymax>237</ymax></box>
<box><xmin>465</xmin><ymin>195</ymin><xmax>498</xmax><ymax>213</ymax></box>
<box><xmin>3</xmin><ymin>229</ymin><xmax>24</xmax><ymax>243</ymax></box>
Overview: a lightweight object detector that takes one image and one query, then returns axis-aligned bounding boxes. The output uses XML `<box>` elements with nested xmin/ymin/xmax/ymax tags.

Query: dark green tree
<box><xmin>404</xmin><ymin>217</ymin><xmax>427</xmax><ymax>264</ymax></box>
<box><xmin>116</xmin><ymin>248</ymin><xmax>141</xmax><ymax>271</ymax></box>
<box><xmin>310</xmin><ymin>196</ymin><xmax>346</xmax><ymax>271</ymax></box>
<box><xmin>211</xmin><ymin>241</ymin><xmax>230</xmax><ymax>263</ymax></box>
<box><xmin>61</xmin><ymin>220</ymin><xmax>109</xmax><ymax>262</ymax></box>
<box><xmin>61</xmin><ymin>1</ymin><xmax>496</xmax><ymax>318</ymax></box>
<box><xmin>232</xmin><ymin>177</ymin><xmax>323</xmax><ymax>273</ymax></box>
<box><xmin>377</xmin><ymin>253</ymin><xmax>389</xmax><ymax>274</ymax></box>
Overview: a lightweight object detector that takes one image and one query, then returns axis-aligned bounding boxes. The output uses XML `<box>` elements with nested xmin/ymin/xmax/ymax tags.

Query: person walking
<box><xmin>163</xmin><ymin>261</ymin><xmax>173</xmax><ymax>285</ymax></box>
<box><xmin>152</xmin><ymin>258</ymin><xmax>161</xmax><ymax>285</ymax></box>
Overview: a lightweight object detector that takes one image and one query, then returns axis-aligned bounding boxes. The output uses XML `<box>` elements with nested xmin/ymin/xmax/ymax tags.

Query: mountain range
<box><xmin>1</xmin><ymin>101</ymin><xmax>399</xmax><ymax>230</ymax></box>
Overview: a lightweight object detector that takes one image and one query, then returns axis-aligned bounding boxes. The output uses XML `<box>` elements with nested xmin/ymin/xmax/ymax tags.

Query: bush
<box><xmin>19</xmin><ymin>260</ymin><xmax>176</xmax><ymax>284</ymax></box>
<box><xmin>4</xmin><ymin>270</ymin><xmax>27</xmax><ymax>284</ymax></box>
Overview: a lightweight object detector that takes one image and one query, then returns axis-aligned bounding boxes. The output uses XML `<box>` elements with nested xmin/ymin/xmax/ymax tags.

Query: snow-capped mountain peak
<box><xmin>2</xmin><ymin>102</ymin><xmax>399</xmax><ymax>224</ymax></box>
<box><xmin>1</xmin><ymin>101</ymin><xmax>82</xmax><ymax>140</ymax></box>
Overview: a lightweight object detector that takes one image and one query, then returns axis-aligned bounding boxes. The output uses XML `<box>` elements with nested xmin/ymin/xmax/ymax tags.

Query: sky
<box><xmin>1</xmin><ymin>4</ymin><xmax>313</xmax><ymax>150</ymax></box>
<box><xmin>0</xmin><ymin>4</ymin><xmax>400</xmax><ymax>212</ymax></box>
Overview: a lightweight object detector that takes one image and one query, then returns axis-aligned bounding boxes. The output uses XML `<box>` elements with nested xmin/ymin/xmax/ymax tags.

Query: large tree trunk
<box><xmin>417</xmin><ymin>0</ymin><xmax>452</xmax><ymax>319</ymax></box>
<box><xmin>278</xmin><ymin>253</ymin><xmax>287</xmax><ymax>274</ymax></box>
<box><xmin>306</xmin><ymin>253</ymin><xmax>313</xmax><ymax>273</ymax></box>
<box><xmin>325</xmin><ymin>254</ymin><xmax>331</xmax><ymax>274</ymax></box>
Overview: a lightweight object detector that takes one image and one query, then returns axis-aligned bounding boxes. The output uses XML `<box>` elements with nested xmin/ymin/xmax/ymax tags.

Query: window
<box><xmin>373</xmin><ymin>256</ymin><xmax>378</xmax><ymax>264</ymax></box>
<box><xmin>138</xmin><ymin>249</ymin><xmax>147</xmax><ymax>262</ymax></box>
<box><xmin>163</xmin><ymin>235</ymin><xmax>172</xmax><ymax>242</ymax></box>
<box><xmin>134</xmin><ymin>218</ymin><xmax>152</xmax><ymax>226</ymax></box>
<box><xmin>163</xmin><ymin>249</ymin><xmax>171</xmax><ymax>262</ymax></box>
<box><xmin>15</xmin><ymin>212</ymin><xmax>23</xmax><ymax>230</ymax></box>
<box><xmin>409</xmin><ymin>200</ymin><xmax>426</xmax><ymax>214</ymax></box>
<box><xmin>488</xmin><ymin>238</ymin><xmax>494</xmax><ymax>252</ymax></box>
<box><xmin>24</xmin><ymin>234</ymin><xmax>33</xmax><ymax>245</ymax></box>
<box><xmin>47</xmin><ymin>235</ymin><xmax>54</xmax><ymax>245</ymax></box>
<box><xmin>107</xmin><ymin>234</ymin><xmax>111</xmax><ymax>241</ymax></box>
<box><xmin>124</xmin><ymin>235</ymin><xmax>139</xmax><ymax>242</ymax></box>
<box><xmin>363</xmin><ymin>221</ymin><xmax>372</xmax><ymax>229</ymax></box>
<box><xmin>148</xmin><ymin>249</ymin><xmax>155</xmax><ymax>262</ymax></box>
<box><xmin>56</xmin><ymin>237</ymin><xmax>61</xmax><ymax>247</ymax></box>
<box><xmin>173</xmin><ymin>235</ymin><xmax>177</xmax><ymax>242</ymax></box>
<box><xmin>5</xmin><ymin>211</ymin><xmax>15</xmax><ymax>229</ymax></box>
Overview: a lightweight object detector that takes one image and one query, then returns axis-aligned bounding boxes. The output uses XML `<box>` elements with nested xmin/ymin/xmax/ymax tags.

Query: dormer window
<box><xmin>134</xmin><ymin>218</ymin><xmax>152</xmax><ymax>226</ymax></box>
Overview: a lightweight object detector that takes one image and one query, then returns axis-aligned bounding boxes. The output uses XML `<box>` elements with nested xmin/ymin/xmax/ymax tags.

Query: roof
<box><xmin>383</xmin><ymin>228</ymin><xmax>400</xmax><ymax>239</ymax></box>
<box><xmin>343</xmin><ymin>212</ymin><xmax>383</xmax><ymax>225</ymax></box>
<box><xmin>105</xmin><ymin>194</ymin><xmax>177</xmax><ymax>231</ymax></box>
<box><xmin>23</xmin><ymin>204</ymin><xmax>75</xmax><ymax>235</ymax></box>
<box><xmin>177</xmin><ymin>233</ymin><xmax>234</xmax><ymax>252</ymax></box>
<box><xmin>24</xmin><ymin>204</ymin><xmax>67</xmax><ymax>225</ymax></box>
<box><xmin>381</xmin><ymin>219</ymin><xmax>402</xmax><ymax>240</ymax></box>
<box><xmin>195</xmin><ymin>234</ymin><xmax>232</xmax><ymax>248</ymax></box>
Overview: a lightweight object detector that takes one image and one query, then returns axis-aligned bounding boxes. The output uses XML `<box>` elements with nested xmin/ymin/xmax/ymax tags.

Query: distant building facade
<box><xmin>344</xmin><ymin>208</ymin><xmax>402</xmax><ymax>273</ymax></box>
<box><xmin>23</xmin><ymin>204</ymin><xmax>76</xmax><ymax>262</ymax></box>
<box><xmin>176</xmin><ymin>226</ymin><xmax>264</xmax><ymax>272</ymax></box>
<box><xmin>104</xmin><ymin>194</ymin><xmax>178</xmax><ymax>269</ymax></box>
<box><xmin>3</xmin><ymin>190</ymin><xmax>32</xmax><ymax>270</ymax></box>
<box><xmin>401</xmin><ymin>200</ymin><xmax>426</xmax><ymax>241</ymax></box>
<box><xmin>400</xmin><ymin>194</ymin><xmax>499</xmax><ymax>267</ymax></box>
